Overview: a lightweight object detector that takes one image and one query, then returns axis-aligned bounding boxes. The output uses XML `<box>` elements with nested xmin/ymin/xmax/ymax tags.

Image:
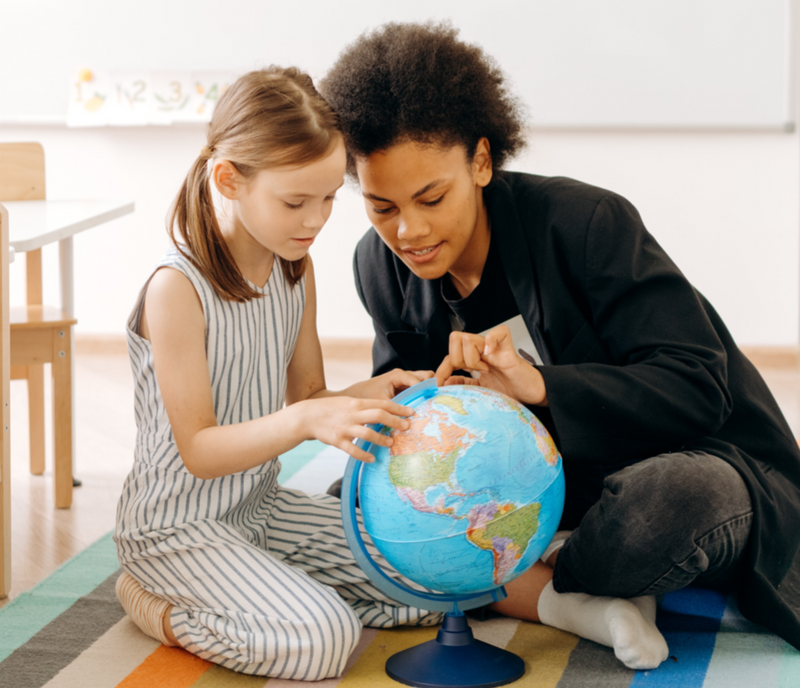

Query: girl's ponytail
<box><xmin>168</xmin><ymin>153</ymin><xmax>259</xmax><ymax>302</ymax></box>
<box><xmin>167</xmin><ymin>67</ymin><xmax>340</xmax><ymax>301</ymax></box>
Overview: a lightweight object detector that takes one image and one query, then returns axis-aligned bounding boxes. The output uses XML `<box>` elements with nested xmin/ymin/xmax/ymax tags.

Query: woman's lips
<box><xmin>403</xmin><ymin>242</ymin><xmax>442</xmax><ymax>264</ymax></box>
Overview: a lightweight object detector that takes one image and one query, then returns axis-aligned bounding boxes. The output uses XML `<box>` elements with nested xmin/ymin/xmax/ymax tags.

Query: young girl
<box><xmin>113</xmin><ymin>67</ymin><xmax>442</xmax><ymax>680</ymax></box>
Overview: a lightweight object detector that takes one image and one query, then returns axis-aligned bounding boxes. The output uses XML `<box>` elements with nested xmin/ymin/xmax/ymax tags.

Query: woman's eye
<box><xmin>423</xmin><ymin>195</ymin><xmax>444</xmax><ymax>207</ymax></box>
<box><xmin>372</xmin><ymin>206</ymin><xmax>394</xmax><ymax>215</ymax></box>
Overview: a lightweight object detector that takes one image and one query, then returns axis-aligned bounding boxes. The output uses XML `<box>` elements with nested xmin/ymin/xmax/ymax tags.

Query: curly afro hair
<box><xmin>320</xmin><ymin>21</ymin><xmax>527</xmax><ymax>177</ymax></box>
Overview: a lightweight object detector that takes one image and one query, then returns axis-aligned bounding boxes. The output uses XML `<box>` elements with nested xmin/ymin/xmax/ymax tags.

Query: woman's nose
<box><xmin>397</xmin><ymin>214</ymin><xmax>430</xmax><ymax>242</ymax></box>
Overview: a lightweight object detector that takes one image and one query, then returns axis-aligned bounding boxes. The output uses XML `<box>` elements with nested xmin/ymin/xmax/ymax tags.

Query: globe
<box><xmin>358</xmin><ymin>383</ymin><xmax>565</xmax><ymax>597</ymax></box>
<box><xmin>340</xmin><ymin>379</ymin><xmax>565</xmax><ymax>688</ymax></box>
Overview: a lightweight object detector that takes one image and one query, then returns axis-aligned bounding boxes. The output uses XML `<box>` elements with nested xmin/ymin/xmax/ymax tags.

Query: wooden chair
<box><xmin>0</xmin><ymin>143</ymin><xmax>75</xmax><ymax>511</ymax></box>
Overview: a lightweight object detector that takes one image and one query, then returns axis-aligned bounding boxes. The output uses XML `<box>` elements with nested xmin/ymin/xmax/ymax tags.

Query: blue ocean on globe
<box><xmin>359</xmin><ymin>385</ymin><xmax>565</xmax><ymax>596</ymax></box>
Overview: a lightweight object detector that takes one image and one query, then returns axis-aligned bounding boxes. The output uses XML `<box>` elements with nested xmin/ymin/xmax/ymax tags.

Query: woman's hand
<box><xmin>343</xmin><ymin>368</ymin><xmax>434</xmax><ymax>401</ymax></box>
<box><xmin>434</xmin><ymin>325</ymin><xmax>548</xmax><ymax>406</ymax></box>
<box><xmin>297</xmin><ymin>396</ymin><xmax>414</xmax><ymax>463</ymax></box>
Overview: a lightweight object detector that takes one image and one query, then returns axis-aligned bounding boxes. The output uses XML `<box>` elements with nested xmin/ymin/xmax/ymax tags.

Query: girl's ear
<box><xmin>212</xmin><ymin>159</ymin><xmax>245</xmax><ymax>200</ymax></box>
<box><xmin>472</xmin><ymin>137</ymin><xmax>493</xmax><ymax>188</ymax></box>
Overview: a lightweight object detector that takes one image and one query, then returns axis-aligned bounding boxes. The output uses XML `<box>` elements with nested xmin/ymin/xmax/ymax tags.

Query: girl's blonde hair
<box><xmin>169</xmin><ymin>67</ymin><xmax>341</xmax><ymax>301</ymax></box>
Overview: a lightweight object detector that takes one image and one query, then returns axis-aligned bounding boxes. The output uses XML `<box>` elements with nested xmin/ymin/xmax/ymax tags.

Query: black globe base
<box><xmin>385</xmin><ymin>612</ymin><xmax>525</xmax><ymax>688</ymax></box>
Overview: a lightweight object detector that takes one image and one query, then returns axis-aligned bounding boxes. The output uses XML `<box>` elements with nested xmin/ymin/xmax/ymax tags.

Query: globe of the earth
<box><xmin>359</xmin><ymin>385</ymin><xmax>565</xmax><ymax>597</ymax></box>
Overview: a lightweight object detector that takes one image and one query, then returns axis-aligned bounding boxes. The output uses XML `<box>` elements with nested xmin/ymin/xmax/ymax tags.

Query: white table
<box><xmin>4</xmin><ymin>199</ymin><xmax>134</xmax><ymax>478</ymax></box>
<box><xmin>5</xmin><ymin>199</ymin><xmax>135</xmax><ymax>317</ymax></box>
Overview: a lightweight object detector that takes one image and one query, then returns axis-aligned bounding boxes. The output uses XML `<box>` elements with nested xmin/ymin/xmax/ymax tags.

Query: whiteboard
<box><xmin>1</xmin><ymin>0</ymin><xmax>795</xmax><ymax>129</ymax></box>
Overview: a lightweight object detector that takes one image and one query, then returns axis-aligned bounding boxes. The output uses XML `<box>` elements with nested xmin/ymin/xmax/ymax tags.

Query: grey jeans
<box><xmin>552</xmin><ymin>451</ymin><xmax>753</xmax><ymax>598</ymax></box>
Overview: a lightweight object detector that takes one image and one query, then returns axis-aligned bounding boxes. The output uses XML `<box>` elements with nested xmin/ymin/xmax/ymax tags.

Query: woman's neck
<box><xmin>447</xmin><ymin>203</ymin><xmax>491</xmax><ymax>299</ymax></box>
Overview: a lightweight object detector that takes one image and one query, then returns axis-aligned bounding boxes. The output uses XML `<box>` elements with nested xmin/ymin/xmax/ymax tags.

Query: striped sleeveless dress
<box><xmin>114</xmin><ymin>247</ymin><xmax>440</xmax><ymax>679</ymax></box>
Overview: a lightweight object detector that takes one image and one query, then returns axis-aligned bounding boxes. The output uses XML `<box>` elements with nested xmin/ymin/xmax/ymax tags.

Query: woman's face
<box><xmin>355</xmin><ymin>138</ymin><xmax>493</xmax><ymax>283</ymax></box>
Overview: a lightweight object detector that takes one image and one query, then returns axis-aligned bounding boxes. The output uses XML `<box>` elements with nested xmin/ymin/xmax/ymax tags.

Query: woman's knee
<box><xmin>555</xmin><ymin>451</ymin><xmax>752</xmax><ymax>597</ymax></box>
<box><xmin>601</xmin><ymin>451</ymin><xmax>751</xmax><ymax>539</ymax></box>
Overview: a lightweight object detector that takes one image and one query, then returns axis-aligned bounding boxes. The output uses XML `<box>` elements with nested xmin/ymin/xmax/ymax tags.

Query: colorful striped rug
<box><xmin>2</xmin><ymin>442</ymin><xmax>799</xmax><ymax>687</ymax></box>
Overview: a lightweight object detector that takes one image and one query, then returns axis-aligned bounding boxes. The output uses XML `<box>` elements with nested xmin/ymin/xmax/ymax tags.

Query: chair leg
<box><xmin>27</xmin><ymin>364</ymin><xmax>45</xmax><ymax>475</ymax></box>
<box><xmin>52</xmin><ymin>328</ymin><xmax>72</xmax><ymax>509</ymax></box>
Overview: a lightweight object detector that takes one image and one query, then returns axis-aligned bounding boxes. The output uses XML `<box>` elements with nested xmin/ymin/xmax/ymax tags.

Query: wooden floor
<box><xmin>3</xmin><ymin>350</ymin><xmax>800</xmax><ymax>609</ymax></box>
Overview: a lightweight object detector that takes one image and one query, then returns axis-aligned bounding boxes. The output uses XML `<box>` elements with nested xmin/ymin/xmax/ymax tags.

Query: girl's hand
<box><xmin>299</xmin><ymin>396</ymin><xmax>414</xmax><ymax>463</ymax></box>
<box><xmin>434</xmin><ymin>325</ymin><xmax>548</xmax><ymax>406</ymax></box>
<box><xmin>344</xmin><ymin>368</ymin><xmax>434</xmax><ymax>401</ymax></box>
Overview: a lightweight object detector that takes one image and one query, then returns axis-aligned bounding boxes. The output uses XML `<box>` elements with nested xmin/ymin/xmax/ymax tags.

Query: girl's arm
<box><xmin>144</xmin><ymin>263</ymin><xmax>411</xmax><ymax>480</ymax></box>
<box><xmin>286</xmin><ymin>258</ymin><xmax>432</xmax><ymax>406</ymax></box>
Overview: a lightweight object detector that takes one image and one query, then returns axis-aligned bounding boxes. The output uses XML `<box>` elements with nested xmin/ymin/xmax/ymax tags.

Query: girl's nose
<box><xmin>303</xmin><ymin>206</ymin><xmax>326</xmax><ymax>230</ymax></box>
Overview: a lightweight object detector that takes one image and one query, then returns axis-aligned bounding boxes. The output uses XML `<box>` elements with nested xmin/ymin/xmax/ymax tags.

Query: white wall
<box><xmin>2</xmin><ymin>124</ymin><xmax>798</xmax><ymax>347</ymax></box>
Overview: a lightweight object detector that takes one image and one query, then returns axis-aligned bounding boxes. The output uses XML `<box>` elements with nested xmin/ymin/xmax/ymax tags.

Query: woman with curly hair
<box><xmin>321</xmin><ymin>21</ymin><xmax>800</xmax><ymax>671</ymax></box>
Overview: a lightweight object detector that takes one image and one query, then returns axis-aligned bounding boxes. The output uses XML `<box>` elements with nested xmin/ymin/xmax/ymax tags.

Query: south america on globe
<box><xmin>360</xmin><ymin>385</ymin><xmax>565</xmax><ymax>597</ymax></box>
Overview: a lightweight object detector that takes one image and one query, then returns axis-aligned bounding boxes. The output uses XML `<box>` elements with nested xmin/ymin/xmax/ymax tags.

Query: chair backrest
<box><xmin>0</xmin><ymin>143</ymin><xmax>46</xmax><ymax>201</ymax></box>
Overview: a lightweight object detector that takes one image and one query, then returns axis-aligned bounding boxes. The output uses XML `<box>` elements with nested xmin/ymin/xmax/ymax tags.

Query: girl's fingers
<box><xmin>343</xmin><ymin>442</ymin><xmax>376</xmax><ymax>463</ymax></box>
<box><xmin>360</xmin><ymin>399</ymin><xmax>414</xmax><ymax>417</ymax></box>
<box><xmin>357</xmin><ymin>425</ymin><xmax>395</xmax><ymax>447</ymax></box>
<box><xmin>444</xmin><ymin>375</ymin><xmax>478</xmax><ymax>386</ymax></box>
<box><xmin>388</xmin><ymin>369</ymin><xmax>429</xmax><ymax>390</ymax></box>
<box><xmin>410</xmin><ymin>370</ymin><xmax>435</xmax><ymax>381</ymax></box>
<box><xmin>362</xmin><ymin>409</ymin><xmax>411</xmax><ymax>430</ymax></box>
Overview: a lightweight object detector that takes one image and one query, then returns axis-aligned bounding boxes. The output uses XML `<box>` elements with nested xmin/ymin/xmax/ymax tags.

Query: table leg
<box><xmin>58</xmin><ymin>237</ymin><xmax>77</xmax><ymax>480</ymax></box>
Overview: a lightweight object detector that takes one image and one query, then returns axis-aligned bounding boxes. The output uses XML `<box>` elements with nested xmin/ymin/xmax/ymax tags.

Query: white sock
<box><xmin>115</xmin><ymin>571</ymin><xmax>177</xmax><ymax>646</ymax></box>
<box><xmin>540</xmin><ymin>530</ymin><xmax>573</xmax><ymax>564</ymax></box>
<box><xmin>537</xmin><ymin>580</ymin><xmax>668</xmax><ymax>670</ymax></box>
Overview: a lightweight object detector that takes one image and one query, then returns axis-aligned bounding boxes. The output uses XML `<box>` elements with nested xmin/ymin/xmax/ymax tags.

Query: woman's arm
<box><xmin>144</xmin><ymin>264</ymin><xmax>412</xmax><ymax>479</ymax></box>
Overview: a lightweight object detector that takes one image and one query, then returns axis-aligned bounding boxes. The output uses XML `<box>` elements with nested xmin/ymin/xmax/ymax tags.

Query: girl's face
<box><xmin>354</xmin><ymin>139</ymin><xmax>493</xmax><ymax>283</ymax></box>
<box><xmin>218</xmin><ymin>137</ymin><xmax>347</xmax><ymax>262</ymax></box>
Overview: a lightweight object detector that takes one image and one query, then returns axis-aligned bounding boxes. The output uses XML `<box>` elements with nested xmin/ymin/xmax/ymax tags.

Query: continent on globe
<box><xmin>466</xmin><ymin>501</ymin><xmax>541</xmax><ymax>585</ymax></box>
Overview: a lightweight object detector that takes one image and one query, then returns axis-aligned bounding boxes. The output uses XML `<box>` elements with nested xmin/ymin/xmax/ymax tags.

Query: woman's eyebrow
<box><xmin>363</xmin><ymin>179</ymin><xmax>444</xmax><ymax>203</ymax></box>
<box><xmin>411</xmin><ymin>179</ymin><xmax>444</xmax><ymax>199</ymax></box>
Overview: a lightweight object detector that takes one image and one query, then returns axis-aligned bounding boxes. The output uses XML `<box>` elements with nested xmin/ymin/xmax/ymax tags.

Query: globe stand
<box><xmin>385</xmin><ymin>612</ymin><xmax>524</xmax><ymax>688</ymax></box>
<box><xmin>342</xmin><ymin>380</ymin><xmax>532</xmax><ymax>688</ymax></box>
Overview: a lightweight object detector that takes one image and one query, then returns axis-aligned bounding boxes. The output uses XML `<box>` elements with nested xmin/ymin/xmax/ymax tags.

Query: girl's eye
<box><xmin>423</xmin><ymin>195</ymin><xmax>444</xmax><ymax>207</ymax></box>
<box><xmin>284</xmin><ymin>201</ymin><xmax>304</xmax><ymax>210</ymax></box>
<box><xmin>372</xmin><ymin>206</ymin><xmax>394</xmax><ymax>215</ymax></box>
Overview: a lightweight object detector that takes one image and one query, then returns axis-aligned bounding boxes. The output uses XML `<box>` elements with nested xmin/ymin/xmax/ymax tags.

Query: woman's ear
<box><xmin>472</xmin><ymin>137</ymin><xmax>493</xmax><ymax>188</ymax></box>
<box><xmin>212</xmin><ymin>159</ymin><xmax>245</xmax><ymax>200</ymax></box>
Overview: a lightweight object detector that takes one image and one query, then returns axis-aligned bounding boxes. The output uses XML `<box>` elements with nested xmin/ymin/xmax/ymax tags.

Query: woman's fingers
<box><xmin>483</xmin><ymin>325</ymin><xmax>514</xmax><ymax>358</ymax></box>
<box><xmin>447</xmin><ymin>331</ymin><xmax>490</xmax><ymax>372</ymax></box>
<box><xmin>462</xmin><ymin>335</ymin><xmax>489</xmax><ymax>370</ymax></box>
<box><xmin>435</xmin><ymin>356</ymin><xmax>456</xmax><ymax>386</ymax></box>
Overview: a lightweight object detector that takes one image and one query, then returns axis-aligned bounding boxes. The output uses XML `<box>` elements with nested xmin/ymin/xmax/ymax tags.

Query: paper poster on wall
<box><xmin>67</xmin><ymin>69</ymin><xmax>111</xmax><ymax>127</ymax></box>
<box><xmin>173</xmin><ymin>71</ymin><xmax>236</xmax><ymax>123</ymax></box>
<box><xmin>67</xmin><ymin>70</ymin><xmax>239</xmax><ymax>127</ymax></box>
<box><xmin>108</xmin><ymin>72</ymin><xmax>152</xmax><ymax>126</ymax></box>
<box><xmin>150</xmin><ymin>72</ymin><xmax>194</xmax><ymax>124</ymax></box>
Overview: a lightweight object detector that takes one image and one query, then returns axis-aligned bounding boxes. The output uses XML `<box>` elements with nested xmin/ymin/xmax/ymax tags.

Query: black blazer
<box><xmin>353</xmin><ymin>170</ymin><xmax>800</xmax><ymax>649</ymax></box>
